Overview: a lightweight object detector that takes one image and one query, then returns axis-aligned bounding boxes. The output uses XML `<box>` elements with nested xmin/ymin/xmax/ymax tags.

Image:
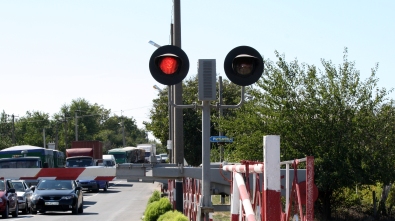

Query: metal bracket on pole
<box><xmin>169</xmin><ymin>86</ymin><xmax>246</xmax><ymax>110</ymax></box>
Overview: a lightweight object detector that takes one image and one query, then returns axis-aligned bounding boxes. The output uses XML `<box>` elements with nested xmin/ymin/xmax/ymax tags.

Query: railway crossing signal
<box><xmin>149</xmin><ymin>45</ymin><xmax>190</xmax><ymax>85</ymax></box>
<box><xmin>223</xmin><ymin>45</ymin><xmax>264</xmax><ymax>86</ymax></box>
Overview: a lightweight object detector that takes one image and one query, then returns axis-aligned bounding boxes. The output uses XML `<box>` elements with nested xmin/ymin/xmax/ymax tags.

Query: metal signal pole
<box><xmin>172</xmin><ymin>0</ymin><xmax>184</xmax><ymax>214</ymax></box>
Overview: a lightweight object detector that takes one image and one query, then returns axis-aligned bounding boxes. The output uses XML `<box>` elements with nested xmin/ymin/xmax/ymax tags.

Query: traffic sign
<box><xmin>210</xmin><ymin>136</ymin><xmax>233</xmax><ymax>143</ymax></box>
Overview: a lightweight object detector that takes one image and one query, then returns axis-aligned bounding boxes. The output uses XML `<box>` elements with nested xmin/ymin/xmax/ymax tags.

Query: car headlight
<box><xmin>32</xmin><ymin>195</ymin><xmax>43</xmax><ymax>201</ymax></box>
<box><xmin>61</xmin><ymin>195</ymin><xmax>74</xmax><ymax>200</ymax></box>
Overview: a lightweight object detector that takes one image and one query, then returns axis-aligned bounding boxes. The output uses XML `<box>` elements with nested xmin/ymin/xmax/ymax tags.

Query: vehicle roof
<box><xmin>10</xmin><ymin>180</ymin><xmax>26</xmax><ymax>182</ymax></box>
<box><xmin>103</xmin><ymin>155</ymin><xmax>115</xmax><ymax>159</ymax></box>
<box><xmin>2</xmin><ymin>145</ymin><xmax>45</xmax><ymax>151</ymax></box>
<box><xmin>0</xmin><ymin>157</ymin><xmax>41</xmax><ymax>162</ymax></box>
<box><xmin>122</xmin><ymin>147</ymin><xmax>138</xmax><ymax>151</ymax></box>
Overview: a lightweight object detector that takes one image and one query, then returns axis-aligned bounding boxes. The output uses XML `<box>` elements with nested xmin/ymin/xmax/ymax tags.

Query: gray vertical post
<box><xmin>173</xmin><ymin>0</ymin><xmax>184</xmax><ymax>214</ymax></box>
<box><xmin>202</xmin><ymin>100</ymin><xmax>211</xmax><ymax>221</ymax></box>
<box><xmin>218</xmin><ymin>77</ymin><xmax>226</xmax><ymax>206</ymax></box>
<box><xmin>169</xmin><ymin>23</ymin><xmax>174</xmax><ymax>164</ymax></box>
<box><xmin>168</xmin><ymin>85</ymin><xmax>173</xmax><ymax>163</ymax></box>
<box><xmin>218</xmin><ymin>77</ymin><xmax>223</xmax><ymax>162</ymax></box>
<box><xmin>175</xmin><ymin>180</ymin><xmax>183</xmax><ymax>212</ymax></box>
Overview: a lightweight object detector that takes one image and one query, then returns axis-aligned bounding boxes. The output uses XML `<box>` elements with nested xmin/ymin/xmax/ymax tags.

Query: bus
<box><xmin>0</xmin><ymin>156</ymin><xmax>47</xmax><ymax>186</ymax></box>
<box><xmin>53</xmin><ymin>150</ymin><xmax>65</xmax><ymax>168</ymax></box>
<box><xmin>0</xmin><ymin>145</ymin><xmax>65</xmax><ymax>168</ymax></box>
<box><xmin>108</xmin><ymin>147</ymin><xmax>145</xmax><ymax>164</ymax></box>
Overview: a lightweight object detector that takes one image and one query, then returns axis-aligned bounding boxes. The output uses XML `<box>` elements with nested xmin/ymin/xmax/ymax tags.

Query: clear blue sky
<box><xmin>1</xmin><ymin>1</ymin><xmax>394</xmax><ymax>138</ymax></box>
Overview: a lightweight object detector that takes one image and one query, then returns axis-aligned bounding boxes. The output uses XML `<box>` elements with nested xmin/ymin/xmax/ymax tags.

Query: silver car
<box><xmin>10</xmin><ymin>180</ymin><xmax>33</xmax><ymax>214</ymax></box>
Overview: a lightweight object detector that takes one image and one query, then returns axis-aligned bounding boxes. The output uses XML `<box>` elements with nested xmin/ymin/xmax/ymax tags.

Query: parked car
<box><xmin>0</xmin><ymin>179</ymin><xmax>18</xmax><ymax>218</ymax></box>
<box><xmin>156</xmin><ymin>155</ymin><xmax>161</xmax><ymax>162</ymax></box>
<box><xmin>10</xmin><ymin>180</ymin><xmax>33</xmax><ymax>214</ymax></box>
<box><xmin>159</xmin><ymin>153</ymin><xmax>168</xmax><ymax>163</ymax></box>
<box><xmin>30</xmin><ymin>179</ymin><xmax>83</xmax><ymax>214</ymax></box>
<box><xmin>76</xmin><ymin>179</ymin><xmax>108</xmax><ymax>192</ymax></box>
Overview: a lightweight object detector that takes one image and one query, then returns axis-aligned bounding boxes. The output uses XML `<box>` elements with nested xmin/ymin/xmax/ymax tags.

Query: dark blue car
<box><xmin>30</xmin><ymin>179</ymin><xmax>83</xmax><ymax>214</ymax></box>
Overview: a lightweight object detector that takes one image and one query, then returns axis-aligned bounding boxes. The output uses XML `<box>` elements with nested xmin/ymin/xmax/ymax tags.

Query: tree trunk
<box><xmin>379</xmin><ymin>183</ymin><xmax>392</xmax><ymax>216</ymax></box>
<box><xmin>318</xmin><ymin>190</ymin><xmax>333</xmax><ymax>220</ymax></box>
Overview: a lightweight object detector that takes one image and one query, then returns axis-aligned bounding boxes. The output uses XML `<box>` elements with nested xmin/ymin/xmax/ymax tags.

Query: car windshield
<box><xmin>37</xmin><ymin>180</ymin><xmax>73</xmax><ymax>190</ymax></box>
<box><xmin>11</xmin><ymin>182</ymin><xmax>25</xmax><ymax>192</ymax></box>
<box><xmin>66</xmin><ymin>159</ymin><xmax>93</xmax><ymax>167</ymax></box>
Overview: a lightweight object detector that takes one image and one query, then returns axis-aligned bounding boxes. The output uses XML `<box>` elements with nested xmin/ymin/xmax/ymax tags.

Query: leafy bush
<box><xmin>147</xmin><ymin>190</ymin><xmax>161</xmax><ymax>205</ymax></box>
<box><xmin>158</xmin><ymin>210</ymin><xmax>188</xmax><ymax>221</ymax></box>
<box><xmin>144</xmin><ymin>197</ymin><xmax>172</xmax><ymax>221</ymax></box>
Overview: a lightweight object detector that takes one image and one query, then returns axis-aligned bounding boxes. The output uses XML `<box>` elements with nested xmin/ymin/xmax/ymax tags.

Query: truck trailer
<box><xmin>136</xmin><ymin>144</ymin><xmax>156</xmax><ymax>163</ymax></box>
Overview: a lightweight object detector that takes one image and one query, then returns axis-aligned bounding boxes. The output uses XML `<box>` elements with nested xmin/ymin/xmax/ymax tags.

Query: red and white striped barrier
<box><xmin>223</xmin><ymin>135</ymin><xmax>316</xmax><ymax>221</ymax></box>
<box><xmin>234</xmin><ymin>172</ymin><xmax>256</xmax><ymax>221</ymax></box>
<box><xmin>223</xmin><ymin>164</ymin><xmax>264</xmax><ymax>173</ymax></box>
<box><xmin>0</xmin><ymin>167</ymin><xmax>116</xmax><ymax>181</ymax></box>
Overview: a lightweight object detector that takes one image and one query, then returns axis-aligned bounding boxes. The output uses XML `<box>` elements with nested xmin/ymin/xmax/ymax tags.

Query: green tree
<box><xmin>98</xmin><ymin>115</ymin><xmax>148</xmax><ymax>152</ymax></box>
<box><xmin>216</xmin><ymin>49</ymin><xmax>394</xmax><ymax>220</ymax></box>
<box><xmin>14</xmin><ymin>111</ymin><xmax>51</xmax><ymax>147</ymax></box>
<box><xmin>53</xmin><ymin>98</ymin><xmax>111</xmax><ymax>151</ymax></box>
<box><xmin>0</xmin><ymin>111</ymin><xmax>13</xmax><ymax>149</ymax></box>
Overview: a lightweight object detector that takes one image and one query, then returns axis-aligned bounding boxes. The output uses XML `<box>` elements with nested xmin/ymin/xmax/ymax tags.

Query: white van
<box><xmin>102</xmin><ymin>154</ymin><xmax>116</xmax><ymax>167</ymax></box>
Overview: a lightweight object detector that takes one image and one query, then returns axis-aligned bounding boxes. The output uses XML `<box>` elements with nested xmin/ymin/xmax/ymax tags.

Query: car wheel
<box><xmin>93</xmin><ymin>188</ymin><xmax>99</xmax><ymax>193</ymax></box>
<box><xmin>2</xmin><ymin>203</ymin><xmax>9</xmax><ymax>218</ymax></box>
<box><xmin>72</xmin><ymin>204</ymin><xmax>78</xmax><ymax>214</ymax></box>
<box><xmin>22</xmin><ymin>201</ymin><xmax>29</xmax><ymax>214</ymax></box>
<box><xmin>103</xmin><ymin>183</ymin><xmax>108</xmax><ymax>191</ymax></box>
<box><xmin>11</xmin><ymin>203</ymin><xmax>18</xmax><ymax>217</ymax></box>
<box><xmin>78</xmin><ymin>201</ymin><xmax>83</xmax><ymax>213</ymax></box>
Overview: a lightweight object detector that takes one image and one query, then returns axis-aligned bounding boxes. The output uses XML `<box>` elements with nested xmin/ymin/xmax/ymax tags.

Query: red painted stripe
<box><xmin>231</xmin><ymin>214</ymin><xmax>239</xmax><ymax>221</ymax></box>
<box><xmin>264</xmin><ymin>189</ymin><xmax>281</xmax><ymax>221</ymax></box>
<box><xmin>37</xmin><ymin>168</ymin><xmax>86</xmax><ymax>180</ymax></box>
<box><xmin>94</xmin><ymin>176</ymin><xmax>116</xmax><ymax>181</ymax></box>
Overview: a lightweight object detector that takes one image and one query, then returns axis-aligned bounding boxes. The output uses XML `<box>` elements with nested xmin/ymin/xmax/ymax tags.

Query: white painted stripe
<box><xmin>235</xmin><ymin>172</ymin><xmax>256</xmax><ymax>221</ymax></box>
<box><xmin>0</xmin><ymin>168</ymin><xmax>41</xmax><ymax>179</ymax></box>
<box><xmin>230</xmin><ymin>173</ymin><xmax>240</xmax><ymax>215</ymax></box>
<box><xmin>222</xmin><ymin>164</ymin><xmax>264</xmax><ymax>173</ymax></box>
<box><xmin>264</xmin><ymin>135</ymin><xmax>280</xmax><ymax>191</ymax></box>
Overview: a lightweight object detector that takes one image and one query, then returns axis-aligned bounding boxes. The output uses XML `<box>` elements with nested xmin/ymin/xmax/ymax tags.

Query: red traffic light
<box><xmin>158</xmin><ymin>56</ymin><xmax>180</xmax><ymax>75</ymax></box>
<box><xmin>224</xmin><ymin>46</ymin><xmax>264</xmax><ymax>86</ymax></box>
<box><xmin>149</xmin><ymin>45</ymin><xmax>189</xmax><ymax>85</ymax></box>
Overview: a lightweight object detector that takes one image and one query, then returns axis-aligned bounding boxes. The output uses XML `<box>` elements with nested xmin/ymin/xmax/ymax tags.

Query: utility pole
<box><xmin>75</xmin><ymin>111</ymin><xmax>79</xmax><ymax>141</ymax></box>
<box><xmin>43</xmin><ymin>128</ymin><xmax>46</xmax><ymax>148</ymax></box>
<box><xmin>64</xmin><ymin>114</ymin><xmax>68</xmax><ymax>149</ymax></box>
<box><xmin>55</xmin><ymin>121</ymin><xmax>59</xmax><ymax>150</ymax></box>
<box><xmin>172</xmin><ymin>0</ymin><xmax>184</xmax><ymax>214</ymax></box>
<box><xmin>172</xmin><ymin>0</ymin><xmax>183</xmax><ymax>166</ymax></box>
<box><xmin>11</xmin><ymin>114</ymin><xmax>16</xmax><ymax>145</ymax></box>
<box><xmin>121</xmin><ymin>111</ymin><xmax>125</xmax><ymax>147</ymax></box>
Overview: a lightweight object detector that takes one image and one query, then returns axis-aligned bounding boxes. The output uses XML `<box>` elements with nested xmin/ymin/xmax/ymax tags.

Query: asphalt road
<box><xmin>5</xmin><ymin>179</ymin><xmax>162</xmax><ymax>221</ymax></box>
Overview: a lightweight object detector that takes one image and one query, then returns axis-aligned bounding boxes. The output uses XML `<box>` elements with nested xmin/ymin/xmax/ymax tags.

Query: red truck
<box><xmin>65</xmin><ymin>141</ymin><xmax>108</xmax><ymax>192</ymax></box>
<box><xmin>65</xmin><ymin>141</ymin><xmax>103</xmax><ymax>167</ymax></box>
